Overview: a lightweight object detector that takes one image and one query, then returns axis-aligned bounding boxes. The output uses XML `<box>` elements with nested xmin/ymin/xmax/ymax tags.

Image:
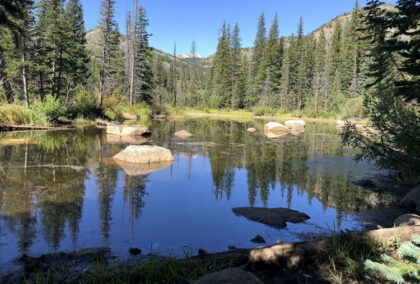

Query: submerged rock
<box><xmin>106</xmin><ymin>124</ymin><xmax>150</xmax><ymax>136</ymax></box>
<box><xmin>174</xmin><ymin>130</ymin><xmax>194</xmax><ymax>138</ymax></box>
<box><xmin>264</xmin><ymin>131</ymin><xmax>288</xmax><ymax>139</ymax></box>
<box><xmin>336</xmin><ymin>120</ymin><xmax>345</xmax><ymax>128</ymax></box>
<box><xmin>194</xmin><ymin>268</ymin><xmax>263</xmax><ymax>284</ymax></box>
<box><xmin>0</xmin><ymin>138</ymin><xmax>39</xmax><ymax>145</ymax></box>
<box><xmin>251</xmin><ymin>235</ymin><xmax>266</xmax><ymax>243</ymax></box>
<box><xmin>247</xmin><ymin>127</ymin><xmax>257</xmax><ymax>132</ymax></box>
<box><xmin>395</xmin><ymin>214</ymin><xmax>420</xmax><ymax>227</ymax></box>
<box><xmin>114</xmin><ymin>159</ymin><xmax>174</xmax><ymax>176</ymax></box>
<box><xmin>232</xmin><ymin>207</ymin><xmax>310</xmax><ymax>228</ymax></box>
<box><xmin>264</xmin><ymin>122</ymin><xmax>290</xmax><ymax>133</ymax></box>
<box><xmin>113</xmin><ymin>145</ymin><xmax>174</xmax><ymax>164</ymax></box>
<box><xmin>129</xmin><ymin>247</ymin><xmax>142</xmax><ymax>255</ymax></box>
<box><xmin>106</xmin><ymin>134</ymin><xmax>147</xmax><ymax>145</ymax></box>
<box><xmin>284</xmin><ymin>120</ymin><xmax>306</xmax><ymax>129</ymax></box>
<box><xmin>401</xmin><ymin>185</ymin><xmax>420</xmax><ymax>212</ymax></box>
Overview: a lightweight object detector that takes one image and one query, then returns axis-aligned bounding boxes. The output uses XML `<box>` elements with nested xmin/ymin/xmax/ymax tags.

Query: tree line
<box><xmin>208</xmin><ymin>0</ymin><xmax>368</xmax><ymax>115</ymax></box>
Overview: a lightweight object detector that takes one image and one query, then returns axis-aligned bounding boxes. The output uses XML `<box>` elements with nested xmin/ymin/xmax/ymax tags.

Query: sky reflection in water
<box><xmin>0</xmin><ymin>119</ymin><xmax>393</xmax><ymax>264</ymax></box>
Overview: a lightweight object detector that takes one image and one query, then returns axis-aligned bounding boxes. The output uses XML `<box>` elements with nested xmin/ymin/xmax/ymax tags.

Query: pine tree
<box><xmin>328</xmin><ymin>19</ymin><xmax>343</xmax><ymax>102</ymax></box>
<box><xmin>232</xmin><ymin>55</ymin><xmax>249</xmax><ymax>109</ymax></box>
<box><xmin>340</xmin><ymin>0</ymin><xmax>364</xmax><ymax>98</ymax></box>
<box><xmin>0</xmin><ymin>0</ymin><xmax>35</xmax><ymax>106</ymax></box>
<box><xmin>97</xmin><ymin>0</ymin><xmax>115</xmax><ymax>108</ymax></box>
<box><xmin>342</xmin><ymin>0</ymin><xmax>420</xmax><ymax>182</ymax></box>
<box><xmin>209</xmin><ymin>22</ymin><xmax>233</xmax><ymax>107</ymax></box>
<box><xmin>256</xmin><ymin>13</ymin><xmax>283</xmax><ymax>105</ymax></box>
<box><xmin>0</xmin><ymin>0</ymin><xmax>33</xmax><ymax>103</ymax></box>
<box><xmin>230</xmin><ymin>23</ymin><xmax>242</xmax><ymax>108</ymax></box>
<box><xmin>252</xmin><ymin>13</ymin><xmax>266</xmax><ymax>76</ymax></box>
<box><xmin>63</xmin><ymin>0</ymin><xmax>89</xmax><ymax>103</ymax></box>
<box><xmin>280</xmin><ymin>44</ymin><xmax>291</xmax><ymax>110</ymax></box>
<box><xmin>152</xmin><ymin>54</ymin><xmax>166</xmax><ymax>105</ymax></box>
<box><xmin>106</xmin><ymin>23</ymin><xmax>124</xmax><ymax>95</ymax></box>
<box><xmin>134</xmin><ymin>5</ymin><xmax>153</xmax><ymax>104</ymax></box>
<box><xmin>313</xmin><ymin>28</ymin><xmax>327</xmax><ymax>114</ymax></box>
<box><xmin>167</xmin><ymin>43</ymin><xmax>177</xmax><ymax>106</ymax></box>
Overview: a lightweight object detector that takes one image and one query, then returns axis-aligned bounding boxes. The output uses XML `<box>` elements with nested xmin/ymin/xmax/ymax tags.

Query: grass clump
<box><xmin>0</xmin><ymin>104</ymin><xmax>36</xmax><ymax>125</ymax></box>
<box><xmin>68</xmin><ymin>88</ymin><xmax>103</xmax><ymax>120</ymax></box>
<box><xmin>17</xmin><ymin>255</ymin><xmax>233</xmax><ymax>284</ymax></box>
<box><xmin>33</xmin><ymin>95</ymin><xmax>67</xmax><ymax>123</ymax></box>
<box><xmin>320</xmin><ymin>233</ymin><xmax>382</xmax><ymax>282</ymax></box>
<box><xmin>364</xmin><ymin>234</ymin><xmax>420</xmax><ymax>283</ymax></box>
<box><xmin>82</xmin><ymin>256</ymin><xmax>232</xmax><ymax>283</ymax></box>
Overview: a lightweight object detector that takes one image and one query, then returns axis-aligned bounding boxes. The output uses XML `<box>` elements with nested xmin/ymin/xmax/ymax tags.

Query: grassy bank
<box><xmin>1</xmin><ymin>100</ymin><xmax>360</xmax><ymax>129</ymax></box>
<box><xmin>12</xmin><ymin>231</ymin><xmax>420</xmax><ymax>284</ymax></box>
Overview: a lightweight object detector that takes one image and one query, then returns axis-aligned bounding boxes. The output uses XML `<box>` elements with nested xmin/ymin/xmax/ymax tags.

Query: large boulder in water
<box><xmin>174</xmin><ymin>130</ymin><xmax>194</xmax><ymax>138</ymax></box>
<box><xmin>247</xmin><ymin>127</ymin><xmax>257</xmax><ymax>132</ymax></box>
<box><xmin>401</xmin><ymin>185</ymin><xmax>420</xmax><ymax>212</ymax></box>
<box><xmin>395</xmin><ymin>214</ymin><xmax>420</xmax><ymax>227</ymax></box>
<box><xmin>232</xmin><ymin>207</ymin><xmax>310</xmax><ymax>228</ymax></box>
<box><xmin>107</xmin><ymin>125</ymin><xmax>150</xmax><ymax>136</ymax></box>
<box><xmin>114</xmin><ymin>159</ymin><xmax>174</xmax><ymax>176</ymax></box>
<box><xmin>113</xmin><ymin>145</ymin><xmax>174</xmax><ymax>164</ymax></box>
<box><xmin>284</xmin><ymin>119</ymin><xmax>305</xmax><ymax>130</ymax></box>
<box><xmin>264</xmin><ymin>122</ymin><xmax>290</xmax><ymax>133</ymax></box>
<box><xmin>264</xmin><ymin>131</ymin><xmax>288</xmax><ymax>139</ymax></box>
<box><xmin>106</xmin><ymin>134</ymin><xmax>147</xmax><ymax>145</ymax></box>
<box><xmin>194</xmin><ymin>268</ymin><xmax>263</xmax><ymax>284</ymax></box>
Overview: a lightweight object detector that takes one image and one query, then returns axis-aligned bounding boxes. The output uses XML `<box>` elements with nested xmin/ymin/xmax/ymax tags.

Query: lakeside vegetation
<box><xmin>13</xmin><ymin>232</ymin><xmax>420</xmax><ymax>283</ymax></box>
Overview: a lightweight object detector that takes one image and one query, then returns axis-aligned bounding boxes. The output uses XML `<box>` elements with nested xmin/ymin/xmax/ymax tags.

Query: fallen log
<box><xmin>0</xmin><ymin>125</ymin><xmax>74</xmax><ymax>132</ymax></box>
<box><xmin>187</xmin><ymin>226</ymin><xmax>420</xmax><ymax>265</ymax></box>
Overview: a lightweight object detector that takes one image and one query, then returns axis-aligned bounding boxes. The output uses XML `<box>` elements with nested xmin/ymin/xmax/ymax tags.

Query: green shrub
<box><xmin>149</xmin><ymin>104</ymin><xmax>169</xmax><ymax>118</ymax></box>
<box><xmin>364</xmin><ymin>234</ymin><xmax>420</xmax><ymax>283</ymax></box>
<box><xmin>68</xmin><ymin>88</ymin><xmax>102</xmax><ymax>119</ymax></box>
<box><xmin>340</xmin><ymin>97</ymin><xmax>365</xmax><ymax>119</ymax></box>
<box><xmin>252</xmin><ymin>105</ymin><xmax>277</xmax><ymax>116</ymax></box>
<box><xmin>33</xmin><ymin>95</ymin><xmax>66</xmax><ymax>122</ymax></box>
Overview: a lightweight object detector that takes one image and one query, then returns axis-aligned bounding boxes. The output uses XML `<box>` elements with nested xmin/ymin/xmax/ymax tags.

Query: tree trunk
<box><xmin>186</xmin><ymin>226</ymin><xmax>420</xmax><ymax>265</ymax></box>
<box><xmin>0</xmin><ymin>36</ymin><xmax>15</xmax><ymax>104</ymax></box>
<box><xmin>21</xmin><ymin>39</ymin><xmax>29</xmax><ymax>107</ymax></box>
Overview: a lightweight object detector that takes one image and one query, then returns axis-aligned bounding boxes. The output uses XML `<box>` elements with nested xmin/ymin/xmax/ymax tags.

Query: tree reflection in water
<box><xmin>0</xmin><ymin>120</ymin><xmax>395</xmax><ymax>261</ymax></box>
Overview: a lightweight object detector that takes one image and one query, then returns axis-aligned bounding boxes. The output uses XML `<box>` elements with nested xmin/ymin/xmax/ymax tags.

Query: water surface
<box><xmin>0</xmin><ymin>119</ymin><xmax>395</xmax><ymax>266</ymax></box>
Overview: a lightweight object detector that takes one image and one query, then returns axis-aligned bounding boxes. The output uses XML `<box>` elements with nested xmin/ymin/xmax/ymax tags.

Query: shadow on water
<box><xmin>0</xmin><ymin>119</ymin><xmax>400</xmax><ymax>265</ymax></box>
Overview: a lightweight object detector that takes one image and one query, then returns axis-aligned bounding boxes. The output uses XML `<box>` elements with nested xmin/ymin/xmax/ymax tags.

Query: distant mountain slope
<box><xmin>85</xmin><ymin>3</ymin><xmax>394</xmax><ymax>67</ymax></box>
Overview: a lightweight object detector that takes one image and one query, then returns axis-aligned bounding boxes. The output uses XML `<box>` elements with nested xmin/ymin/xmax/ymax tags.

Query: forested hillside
<box><xmin>0</xmin><ymin>0</ymin><xmax>381</xmax><ymax>118</ymax></box>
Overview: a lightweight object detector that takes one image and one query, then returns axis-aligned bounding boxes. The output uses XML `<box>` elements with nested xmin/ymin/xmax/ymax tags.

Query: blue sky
<box><xmin>81</xmin><ymin>0</ymin><xmax>396</xmax><ymax>57</ymax></box>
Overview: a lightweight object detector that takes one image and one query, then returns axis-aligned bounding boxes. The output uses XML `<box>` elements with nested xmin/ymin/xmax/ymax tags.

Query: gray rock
<box><xmin>129</xmin><ymin>247</ymin><xmax>142</xmax><ymax>255</ymax></box>
<box><xmin>113</xmin><ymin>145</ymin><xmax>174</xmax><ymax>164</ymax></box>
<box><xmin>251</xmin><ymin>235</ymin><xmax>266</xmax><ymax>243</ymax></box>
<box><xmin>395</xmin><ymin>214</ymin><xmax>420</xmax><ymax>227</ymax></box>
<box><xmin>232</xmin><ymin>207</ymin><xmax>310</xmax><ymax>228</ymax></box>
<box><xmin>107</xmin><ymin>125</ymin><xmax>150</xmax><ymax>136</ymax></box>
<box><xmin>401</xmin><ymin>185</ymin><xmax>420</xmax><ymax>212</ymax></box>
<box><xmin>174</xmin><ymin>130</ymin><xmax>194</xmax><ymax>138</ymax></box>
<box><xmin>194</xmin><ymin>268</ymin><xmax>263</xmax><ymax>284</ymax></box>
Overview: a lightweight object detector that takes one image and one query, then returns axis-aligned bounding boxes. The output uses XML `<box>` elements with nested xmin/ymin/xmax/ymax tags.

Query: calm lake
<box><xmin>0</xmin><ymin>118</ymin><xmax>397</xmax><ymax>266</ymax></box>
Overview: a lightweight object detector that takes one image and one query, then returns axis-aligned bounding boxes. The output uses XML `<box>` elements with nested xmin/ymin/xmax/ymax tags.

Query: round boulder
<box><xmin>113</xmin><ymin>145</ymin><xmax>174</xmax><ymax>164</ymax></box>
<box><xmin>194</xmin><ymin>268</ymin><xmax>263</xmax><ymax>284</ymax></box>
<box><xmin>284</xmin><ymin>120</ymin><xmax>305</xmax><ymax>129</ymax></box>
<box><xmin>400</xmin><ymin>185</ymin><xmax>420</xmax><ymax>212</ymax></box>
<box><xmin>174</xmin><ymin>130</ymin><xmax>194</xmax><ymax>138</ymax></box>
<box><xmin>395</xmin><ymin>214</ymin><xmax>420</xmax><ymax>227</ymax></box>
